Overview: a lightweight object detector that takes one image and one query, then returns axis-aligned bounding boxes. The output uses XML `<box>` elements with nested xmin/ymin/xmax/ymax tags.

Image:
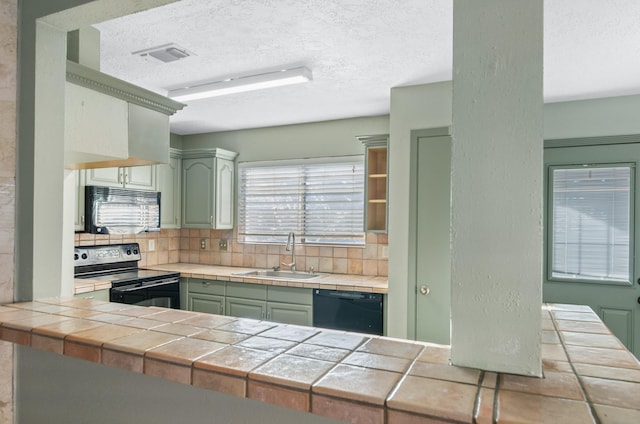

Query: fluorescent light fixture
<box><xmin>168</xmin><ymin>67</ymin><xmax>312</xmax><ymax>102</ymax></box>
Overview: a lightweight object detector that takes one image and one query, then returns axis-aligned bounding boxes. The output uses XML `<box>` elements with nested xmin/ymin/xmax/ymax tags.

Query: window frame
<box><xmin>237</xmin><ymin>155</ymin><xmax>366</xmax><ymax>247</ymax></box>
<box><xmin>546</xmin><ymin>162</ymin><xmax>636</xmax><ymax>287</ymax></box>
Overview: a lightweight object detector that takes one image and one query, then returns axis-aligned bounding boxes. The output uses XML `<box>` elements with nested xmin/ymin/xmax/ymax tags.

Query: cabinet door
<box><xmin>225</xmin><ymin>297</ymin><xmax>266</xmax><ymax>320</ymax></box>
<box><xmin>214</xmin><ymin>158</ymin><xmax>235</xmax><ymax>229</ymax></box>
<box><xmin>188</xmin><ymin>293</ymin><xmax>224</xmax><ymax>315</ymax></box>
<box><xmin>267</xmin><ymin>302</ymin><xmax>312</xmax><ymax>326</ymax></box>
<box><xmin>124</xmin><ymin>165</ymin><xmax>156</xmax><ymax>190</ymax></box>
<box><xmin>182</xmin><ymin>158</ymin><xmax>214</xmax><ymax>228</ymax></box>
<box><xmin>157</xmin><ymin>157</ymin><xmax>181</xmax><ymax>228</ymax></box>
<box><xmin>74</xmin><ymin>170</ymin><xmax>86</xmax><ymax>231</ymax></box>
<box><xmin>85</xmin><ymin>167</ymin><xmax>123</xmax><ymax>188</ymax></box>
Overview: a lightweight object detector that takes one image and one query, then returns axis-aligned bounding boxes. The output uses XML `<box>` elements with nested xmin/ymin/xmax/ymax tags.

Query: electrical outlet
<box><xmin>200</xmin><ymin>239</ymin><xmax>206</xmax><ymax>250</ymax></box>
<box><xmin>219</xmin><ymin>238</ymin><xmax>228</xmax><ymax>251</ymax></box>
<box><xmin>148</xmin><ymin>239</ymin><xmax>155</xmax><ymax>251</ymax></box>
<box><xmin>381</xmin><ymin>245</ymin><xmax>389</xmax><ymax>258</ymax></box>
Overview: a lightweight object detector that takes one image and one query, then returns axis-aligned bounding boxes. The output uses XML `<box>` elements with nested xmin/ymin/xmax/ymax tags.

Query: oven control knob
<box><xmin>74</xmin><ymin>253</ymin><xmax>79</xmax><ymax>260</ymax></box>
<box><xmin>81</xmin><ymin>253</ymin><xmax>87</xmax><ymax>260</ymax></box>
<box><xmin>126</xmin><ymin>249</ymin><xmax>132</xmax><ymax>255</ymax></box>
<box><xmin>133</xmin><ymin>249</ymin><xmax>139</xmax><ymax>255</ymax></box>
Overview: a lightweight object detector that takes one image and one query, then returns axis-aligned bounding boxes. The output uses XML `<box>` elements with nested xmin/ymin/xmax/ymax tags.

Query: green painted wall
<box><xmin>544</xmin><ymin>94</ymin><xmax>640</xmax><ymax>140</ymax></box>
<box><xmin>387</xmin><ymin>81</ymin><xmax>452</xmax><ymax>339</ymax></box>
<box><xmin>170</xmin><ymin>132</ymin><xmax>183</xmax><ymax>149</ymax></box>
<box><xmin>182</xmin><ymin>115</ymin><xmax>389</xmax><ymax>162</ymax></box>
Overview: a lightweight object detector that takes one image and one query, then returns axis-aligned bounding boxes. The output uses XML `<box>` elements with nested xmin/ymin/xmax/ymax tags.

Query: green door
<box><xmin>414</xmin><ymin>133</ymin><xmax>452</xmax><ymax>344</ymax></box>
<box><xmin>545</xmin><ymin>143</ymin><xmax>640</xmax><ymax>358</ymax></box>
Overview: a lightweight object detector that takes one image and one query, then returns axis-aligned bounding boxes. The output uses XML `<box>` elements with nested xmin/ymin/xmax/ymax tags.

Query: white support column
<box><xmin>32</xmin><ymin>21</ymin><xmax>70</xmax><ymax>299</ymax></box>
<box><xmin>450</xmin><ymin>0</ymin><xmax>543</xmax><ymax>376</ymax></box>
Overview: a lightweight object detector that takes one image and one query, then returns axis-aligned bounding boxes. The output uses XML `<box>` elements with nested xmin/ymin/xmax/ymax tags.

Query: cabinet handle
<box><xmin>81</xmin><ymin>215</ymin><xmax>84</xmax><ymax>225</ymax></box>
<box><xmin>202</xmin><ymin>281</ymin><xmax>212</xmax><ymax>286</ymax></box>
<box><xmin>210</xmin><ymin>216</ymin><xmax>214</xmax><ymax>225</ymax></box>
<box><xmin>118</xmin><ymin>171</ymin><xmax>124</xmax><ymax>184</ymax></box>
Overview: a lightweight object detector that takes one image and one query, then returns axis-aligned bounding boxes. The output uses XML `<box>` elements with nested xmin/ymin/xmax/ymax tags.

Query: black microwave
<box><xmin>85</xmin><ymin>185</ymin><xmax>161</xmax><ymax>234</ymax></box>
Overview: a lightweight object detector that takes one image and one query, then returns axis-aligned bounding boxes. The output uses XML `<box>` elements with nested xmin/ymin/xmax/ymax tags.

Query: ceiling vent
<box><xmin>132</xmin><ymin>43</ymin><xmax>192</xmax><ymax>63</ymax></box>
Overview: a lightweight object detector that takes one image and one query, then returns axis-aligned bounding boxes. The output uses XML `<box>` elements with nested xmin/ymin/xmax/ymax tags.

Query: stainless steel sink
<box><xmin>235</xmin><ymin>270</ymin><xmax>323</xmax><ymax>280</ymax></box>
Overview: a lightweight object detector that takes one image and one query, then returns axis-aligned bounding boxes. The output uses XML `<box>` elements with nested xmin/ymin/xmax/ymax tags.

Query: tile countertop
<box><xmin>1</xmin><ymin>301</ymin><xmax>639</xmax><ymax>423</ymax></box>
<box><xmin>74</xmin><ymin>263</ymin><xmax>389</xmax><ymax>295</ymax></box>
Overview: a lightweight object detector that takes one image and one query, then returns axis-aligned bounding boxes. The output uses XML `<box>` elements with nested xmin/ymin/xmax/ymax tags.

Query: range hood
<box><xmin>64</xmin><ymin>60</ymin><xmax>185</xmax><ymax>170</ymax></box>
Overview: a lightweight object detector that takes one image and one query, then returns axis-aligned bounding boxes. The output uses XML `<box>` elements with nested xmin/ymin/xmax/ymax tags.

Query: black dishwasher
<box><xmin>313</xmin><ymin>289</ymin><xmax>383</xmax><ymax>335</ymax></box>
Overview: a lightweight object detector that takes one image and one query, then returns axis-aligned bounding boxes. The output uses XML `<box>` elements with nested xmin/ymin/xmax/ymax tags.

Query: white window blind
<box><xmin>238</xmin><ymin>157</ymin><xmax>365</xmax><ymax>245</ymax></box>
<box><xmin>550</xmin><ymin>165</ymin><xmax>633</xmax><ymax>283</ymax></box>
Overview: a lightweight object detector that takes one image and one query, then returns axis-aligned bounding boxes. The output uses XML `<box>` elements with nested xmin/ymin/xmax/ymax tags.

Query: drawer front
<box><xmin>267</xmin><ymin>286</ymin><xmax>312</xmax><ymax>305</ymax></box>
<box><xmin>187</xmin><ymin>278</ymin><xmax>225</xmax><ymax>296</ymax></box>
<box><xmin>226</xmin><ymin>281</ymin><xmax>267</xmax><ymax>300</ymax></box>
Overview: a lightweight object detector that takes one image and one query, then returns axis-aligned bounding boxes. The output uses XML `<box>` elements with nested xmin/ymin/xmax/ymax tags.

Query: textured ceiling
<box><xmin>94</xmin><ymin>0</ymin><xmax>640</xmax><ymax>135</ymax></box>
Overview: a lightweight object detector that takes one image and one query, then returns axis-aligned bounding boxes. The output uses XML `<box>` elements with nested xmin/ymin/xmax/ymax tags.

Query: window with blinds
<box><xmin>549</xmin><ymin>164</ymin><xmax>634</xmax><ymax>284</ymax></box>
<box><xmin>238</xmin><ymin>156</ymin><xmax>365</xmax><ymax>245</ymax></box>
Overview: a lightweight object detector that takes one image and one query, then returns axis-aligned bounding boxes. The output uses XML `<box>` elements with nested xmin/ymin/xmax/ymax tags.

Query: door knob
<box><xmin>419</xmin><ymin>285</ymin><xmax>431</xmax><ymax>296</ymax></box>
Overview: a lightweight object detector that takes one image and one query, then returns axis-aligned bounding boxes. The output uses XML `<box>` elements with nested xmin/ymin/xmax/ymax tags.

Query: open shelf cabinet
<box><xmin>359</xmin><ymin>134</ymin><xmax>389</xmax><ymax>233</ymax></box>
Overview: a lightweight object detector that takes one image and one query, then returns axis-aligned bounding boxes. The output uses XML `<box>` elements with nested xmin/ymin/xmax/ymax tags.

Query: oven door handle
<box><xmin>111</xmin><ymin>278</ymin><xmax>179</xmax><ymax>293</ymax></box>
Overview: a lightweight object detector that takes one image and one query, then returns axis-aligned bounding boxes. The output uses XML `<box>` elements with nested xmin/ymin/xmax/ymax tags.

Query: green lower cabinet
<box><xmin>185</xmin><ymin>278</ymin><xmax>225</xmax><ymax>314</ymax></box>
<box><xmin>265</xmin><ymin>285</ymin><xmax>313</xmax><ymax>326</ymax></box>
<box><xmin>74</xmin><ymin>289</ymin><xmax>110</xmax><ymax>302</ymax></box>
<box><xmin>183</xmin><ymin>278</ymin><xmax>314</xmax><ymax>326</ymax></box>
<box><xmin>266</xmin><ymin>302</ymin><xmax>312</xmax><ymax>326</ymax></box>
<box><xmin>225</xmin><ymin>297</ymin><xmax>266</xmax><ymax>320</ymax></box>
<box><xmin>188</xmin><ymin>293</ymin><xmax>224</xmax><ymax>315</ymax></box>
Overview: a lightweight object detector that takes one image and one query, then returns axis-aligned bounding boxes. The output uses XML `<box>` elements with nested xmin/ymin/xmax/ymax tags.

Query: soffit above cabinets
<box><xmin>64</xmin><ymin>61</ymin><xmax>185</xmax><ymax>169</ymax></box>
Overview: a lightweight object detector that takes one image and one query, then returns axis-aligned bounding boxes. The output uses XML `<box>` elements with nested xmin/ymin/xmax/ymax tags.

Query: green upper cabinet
<box><xmin>85</xmin><ymin>165</ymin><xmax>157</xmax><ymax>190</ymax></box>
<box><xmin>181</xmin><ymin>148</ymin><xmax>238</xmax><ymax>229</ymax></box>
<box><xmin>156</xmin><ymin>149</ymin><xmax>182</xmax><ymax>229</ymax></box>
<box><xmin>359</xmin><ymin>134</ymin><xmax>389</xmax><ymax>233</ymax></box>
<box><xmin>74</xmin><ymin>165</ymin><xmax>156</xmax><ymax>232</ymax></box>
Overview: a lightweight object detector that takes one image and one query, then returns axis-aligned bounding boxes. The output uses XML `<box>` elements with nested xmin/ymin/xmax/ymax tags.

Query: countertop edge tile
<box><xmin>2</xmin><ymin>301</ymin><xmax>639</xmax><ymax>424</ymax></box>
<box><xmin>76</xmin><ymin>263</ymin><xmax>388</xmax><ymax>294</ymax></box>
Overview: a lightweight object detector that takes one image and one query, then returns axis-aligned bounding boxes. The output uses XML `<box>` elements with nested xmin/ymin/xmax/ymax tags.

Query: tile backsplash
<box><xmin>75</xmin><ymin>229</ymin><xmax>388</xmax><ymax>277</ymax></box>
<box><xmin>75</xmin><ymin>229</ymin><xmax>181</xmax><ymax>267</ymax></box>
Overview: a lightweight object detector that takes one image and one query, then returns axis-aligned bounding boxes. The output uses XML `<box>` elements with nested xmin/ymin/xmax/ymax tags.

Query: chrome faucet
<box><xmin>281</xmin><ymin>232</ymin><xmax>296</xmax><ymax>271</ymax></box>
